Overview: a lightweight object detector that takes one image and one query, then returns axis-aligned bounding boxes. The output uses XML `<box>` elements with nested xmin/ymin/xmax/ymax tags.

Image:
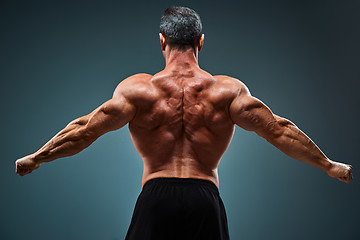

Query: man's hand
<box><xmin>327</xmin><ymin>160</ymin><xmax>353</xmax><ymax>183</ymax></box>
<box><xmin>15</xmin><ymin>155</ymin><xmax>40</xmax><ymax>176</ymax></box>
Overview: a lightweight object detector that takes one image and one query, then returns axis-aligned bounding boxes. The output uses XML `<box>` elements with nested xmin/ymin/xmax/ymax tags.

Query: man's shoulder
<box><xmin>121</xmin><ymin>73</ymin><xmax>153</xmax><ymax>85</ymax></box>
<box><xmin>115</xmin><ymin>73</ymin><xmax>153</xmax><ymax>89</ymax></box>
<box><xmin>213</xmin><ymin>74</ymin><xmax>243</xmax><ymax>84</ymax></box>
<box><xmin>113</xmin><ymin>73</ymin><xmax>155</xmax><ymax>100</ymax></box>
<box><xmin>213</xmin><ymin>75</ymin><xmax>248</xmax><ymax>92</ymax></box>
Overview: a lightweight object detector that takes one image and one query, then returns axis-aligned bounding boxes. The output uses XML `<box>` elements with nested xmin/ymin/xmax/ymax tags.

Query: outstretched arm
<box><xmin>15</xmin><ymin>80</ymin><xmax>136</xmax><ymax>176</ymax></box>
<box><xmin>229</xmin><ymin>80</ymin><xmax>353</xmax><ymax>183</ymax></box>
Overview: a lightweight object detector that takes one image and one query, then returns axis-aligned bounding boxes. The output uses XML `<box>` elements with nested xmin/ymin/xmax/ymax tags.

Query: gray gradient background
<box><xmin>1</xmin><ymin>0</ymin><xmax>359</xmax><ymax>239</ymax></box>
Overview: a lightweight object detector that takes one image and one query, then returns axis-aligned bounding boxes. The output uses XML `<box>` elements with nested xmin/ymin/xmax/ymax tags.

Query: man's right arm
<box><xmin>228</xmin><ymin>79</ymin><xmax>353</xmax><ymax>183</ymax></box>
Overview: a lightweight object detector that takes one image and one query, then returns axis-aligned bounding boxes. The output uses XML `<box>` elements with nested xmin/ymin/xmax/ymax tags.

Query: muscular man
<box><xmin>16</xmin><ymin>6</ymin><xmax>352</xmax><ymax>240</ymax></box>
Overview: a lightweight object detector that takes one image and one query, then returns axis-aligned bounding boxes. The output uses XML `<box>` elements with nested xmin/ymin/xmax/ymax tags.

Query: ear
<box><xmin>198</xmin><ymin>34</ymin><xmax>204</xmax><ymax>52</ymax></box>
<box><xmin>159</xmin><ymin>33</ymin><xmax>166</xmax><ymax>51</ymax></box>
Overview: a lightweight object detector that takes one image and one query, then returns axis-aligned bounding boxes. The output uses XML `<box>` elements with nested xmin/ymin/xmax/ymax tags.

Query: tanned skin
<box><xmin>15</xmin><ymin>33</ymin><xmax>353</xmax><ymax>186</ymax></box>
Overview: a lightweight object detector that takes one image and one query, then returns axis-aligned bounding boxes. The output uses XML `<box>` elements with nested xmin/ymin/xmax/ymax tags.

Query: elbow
<box><xmin>65</xmin><ymin>120</ymin><xmax>96</xmax><ymax>145</ymax></box>
<box><xmin>70</xmin><ymin>118</ymin><xmax>101</xmax><ymax>144</ymax></box>
<box><xmin>266</xmin><ymin>118</ymin><xmax>298</xmax><ymax>147</ymax></box>
<box><xmin>259</xmin><ymin>118</ymin><xmax>290</xmax><ymax>142</ymax></box>
<box><xmin>76</xmin><ymin>127</ymin><xmax>97</xmax><ymax>144</ymax></box>
<box><xmin>277</xmin><ymin>116</ymin><xmax>295</xmax><ymax>128</ymax></box>
<box><xmin>68</xmin><ymin>117</ymin><xmax>88</xmax><ymax>127</ymax></box>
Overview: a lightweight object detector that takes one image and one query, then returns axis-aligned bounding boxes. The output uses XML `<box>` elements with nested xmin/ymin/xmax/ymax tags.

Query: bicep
<box><xmin>229</xmin><ymin>92</ymin><xmax>282</xmax><ymax>138</ymax></box>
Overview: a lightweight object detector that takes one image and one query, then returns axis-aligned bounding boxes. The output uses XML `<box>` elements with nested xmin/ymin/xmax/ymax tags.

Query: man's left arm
<box><xmin>15</xmin><ymin>83</ymin><xmax>135</xmax><ymax>176</ymax></box>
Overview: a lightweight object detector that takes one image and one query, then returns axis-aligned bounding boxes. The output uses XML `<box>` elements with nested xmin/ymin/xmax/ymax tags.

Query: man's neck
<box><xmin>163</xmin><ymin>47</ymin><xmax>200</xmax><ymax>70</ymax></box>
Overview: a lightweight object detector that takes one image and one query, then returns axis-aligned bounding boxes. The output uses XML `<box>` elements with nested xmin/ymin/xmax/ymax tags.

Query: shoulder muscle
<box><xmin>113</xmin><ymin>73</ymin><xmax>153</xmax><ymax>98</ymax></box>
<box><xmin>213</xmin><ymin>75</ymin><xmax>249</xmax><ymax>94</ymax></box>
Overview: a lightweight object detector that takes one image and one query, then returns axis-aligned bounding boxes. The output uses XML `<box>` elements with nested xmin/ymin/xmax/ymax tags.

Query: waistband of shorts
<box><xmin>143</xmin><ymin>177</ymin><xmax>219</xmax><ymax>193</ymax></box>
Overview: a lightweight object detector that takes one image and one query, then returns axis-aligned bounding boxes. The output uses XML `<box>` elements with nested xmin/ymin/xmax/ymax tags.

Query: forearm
<box><xmin>264</xmin><ymin>116</ymin><xmax>331</xmax><ymax>172</ymax></box>
<box><xmin>32</xmin><ymin>117</ymin><xmax>95</xmax><ymax>163</ymax></box>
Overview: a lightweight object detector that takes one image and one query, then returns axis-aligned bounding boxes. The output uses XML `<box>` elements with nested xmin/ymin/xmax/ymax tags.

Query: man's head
<box><xmin>159</xmin><ymin>6</ymin><xmax>204</xmax><ymax>51</ymax></box>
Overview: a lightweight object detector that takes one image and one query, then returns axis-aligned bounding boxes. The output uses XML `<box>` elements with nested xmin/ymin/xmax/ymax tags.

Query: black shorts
<box><xmin>125</xmin><ymin>177</ymin><xmax>230</xmax><ymax>240</ymax></box>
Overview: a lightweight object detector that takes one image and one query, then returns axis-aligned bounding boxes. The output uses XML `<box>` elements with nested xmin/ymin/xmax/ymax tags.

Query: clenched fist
<box><xmin>15</xmin><ymin>155</ymin><xmax>40</xmax><ymax>176</ymax></box>
<box><xmin>327</xmin><ymin>160</ymin><xmax>353</xmax><ymax>183</ymax></box>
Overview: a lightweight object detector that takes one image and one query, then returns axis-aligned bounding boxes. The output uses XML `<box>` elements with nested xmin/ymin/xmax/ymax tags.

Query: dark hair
<box><xmin>159</xmin><ymin>6</ymin><xmax>202</xmax><ymax>51</ymax></box>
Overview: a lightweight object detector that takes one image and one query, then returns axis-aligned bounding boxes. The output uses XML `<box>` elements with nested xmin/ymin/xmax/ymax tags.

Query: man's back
<box><xmin>124</xmin><ymin>67</ymin><xmax>237</xmax><ymax>187</ymax></box>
